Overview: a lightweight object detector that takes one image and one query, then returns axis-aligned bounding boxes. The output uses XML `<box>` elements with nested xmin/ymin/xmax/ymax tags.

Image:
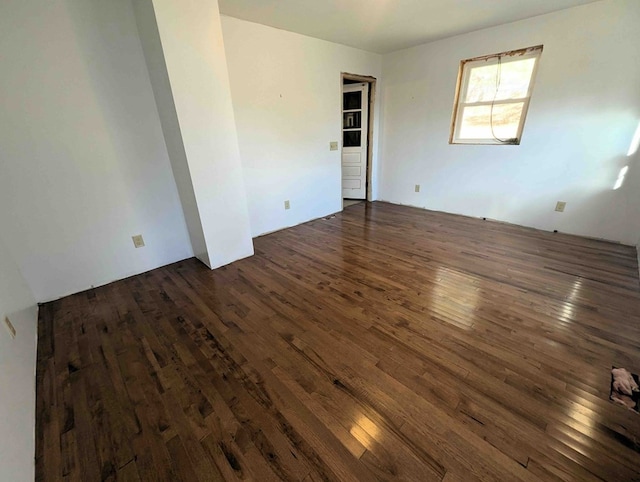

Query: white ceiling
<box><xmin>218</xmin><ymin>0</ymin><xmax>601</xmax><ymax>54</ymax></box>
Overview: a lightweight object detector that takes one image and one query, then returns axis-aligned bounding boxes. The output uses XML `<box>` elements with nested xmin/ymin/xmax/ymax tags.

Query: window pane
<box><xmin>465</xmin><ymin>64</ymin><xmax>499</xmax><ymax>103</ymax></box>
<box><xmin>343</xmin><ymin>112</ymin><xmax>361</xmax><ymax>129</ymax></box>
<box><xmin>343</xmin><ymin>130</ymin><xmax>362</xmax><ymax>147</ymax></box>
<box><xmin>458</xmin><ymin>102</ymin><xmax>525</xmax><ymax>140</ymax></box>
<box><xmin>343</xmin><ymin>91</ymin><xmax>362</xmax><ymax>110</ymax></box>
<box><xmin>465</xmin><ymin>57</ymin><xmax>536</xmax><ymax>103</ymax></box>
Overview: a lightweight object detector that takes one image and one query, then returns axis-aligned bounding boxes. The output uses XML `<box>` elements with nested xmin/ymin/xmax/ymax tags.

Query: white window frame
<box><xmin>449</xmin><ymin>45</ymin><xmax>543</xmax><ymax>145</ymax></box>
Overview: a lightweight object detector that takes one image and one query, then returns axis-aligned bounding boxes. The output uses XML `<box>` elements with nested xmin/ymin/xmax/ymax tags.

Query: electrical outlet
<box><xmin>415</xmin><ymin>184</ymin><xmax>421</xmax><ymax>193</ymax></box>
<box><xmin>329</xmin><ymin>141</ymin><xmax>339</xmax><ymax>151</ymax></box>
<box><xmin>4</xmin><ymin>316</ymin><xmax>16</xmax><ymax>339</ymax></box>
<box><xmin>132</xmin><ymin>234</ymin><xmax>145</xmax><ymax>248</ymax></box>
<box><xmin>284</xmin><ymin>200</ymin><xmax>290</xmax><ymax>210</ymax></box>
<box><xmin>555</xmin><ymin>201</ymin><xmax>566</xmax><ymax>213</ymax></box>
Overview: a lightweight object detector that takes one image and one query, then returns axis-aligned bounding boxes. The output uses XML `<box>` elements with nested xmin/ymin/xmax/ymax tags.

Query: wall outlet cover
<box><xmin>555</xmin><ymin>201</ymin><xmax>566</xmax><ymax>212</ymax></box>
<box><xmin>415</xmin><ymin>184</ymin><xmax>420</xmax><ymax>193</ymax></box>
<box><xmin>284</xmin><ymin>200</ymin><xmax>290</xmax><ymax>210</ymax></box>
<box><xmin>132</xmin><ymin>234</ymin><xmax>145</xmax><ymax>248</ymax></box>
<box><xmin>330</xmin><ymin>141</ymin><xmax>339</xmax><ymax>151</ymax></box>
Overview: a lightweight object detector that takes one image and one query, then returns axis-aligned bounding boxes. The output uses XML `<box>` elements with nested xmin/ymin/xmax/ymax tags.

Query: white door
<box><xmin>342</xmin><ymin>83</ymin><xmax>369</xmax><ymax>199</ymax></box>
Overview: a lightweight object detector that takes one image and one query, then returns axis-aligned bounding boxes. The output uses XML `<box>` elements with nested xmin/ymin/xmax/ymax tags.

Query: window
<box><xmin>450</xmin><ymin>45</ymin><xmax>542</xmax><ymax>145</ymax></box>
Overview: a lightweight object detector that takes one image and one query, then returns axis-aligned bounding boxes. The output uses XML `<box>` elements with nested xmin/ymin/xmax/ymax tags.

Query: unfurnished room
<box><xmin>1</xmin><ymin>0</ymin><xmax>640</xmax><ymax>480</ymax></box>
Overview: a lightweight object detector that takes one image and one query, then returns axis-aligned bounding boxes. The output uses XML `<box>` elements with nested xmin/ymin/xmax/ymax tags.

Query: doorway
<box><xmin>341</xmin><ymin>73</ymin><xmax>376</xmax><ymax>205</ymax></box>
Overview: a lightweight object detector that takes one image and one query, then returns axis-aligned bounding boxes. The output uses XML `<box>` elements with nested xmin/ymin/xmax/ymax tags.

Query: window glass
<box><xmin>459</xmin><ymin>103</ymin><xmax>525</xmax><ymax>140</ymax></box>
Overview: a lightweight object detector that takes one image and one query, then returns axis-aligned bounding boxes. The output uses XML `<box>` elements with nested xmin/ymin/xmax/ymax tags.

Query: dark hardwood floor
<box><xmin>36</xmin><ymin>201</ymin><xmax>640</xmax><ymax>481</ymax></box>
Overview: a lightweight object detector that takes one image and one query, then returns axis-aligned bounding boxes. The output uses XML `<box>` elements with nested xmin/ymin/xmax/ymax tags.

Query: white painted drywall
<box><xmin>637</xmin><ymin>238</ymin><xmax>640</xmax><ymax>280</ymax></box>
<box><xmin>0</xmin><ymin>235</ymin><xmax>38</xmax><ymax>481</ymax></box>
<box><xmin>0</xmin><ymin>0</ymin><xmax>193</xmax><ymax>302</ymax></box>
<box><xmin>629</xmin><ymin>158</ymin><xmax>640</xmax><ymax>279</ymax></box>
<box><xmin>221</xmin><ymin>16</ymin><xmax>383</xmax><ymax>237</ymax></box>
<box><xmin>627</xmin><ymin>145</ymin><xmax>640</xmax><ymax>278</ymax></box>
<box><xmin>132</xmin><ymin>0</ymin><xmax>210</xmax><ymax>267</ymax></box>
<box><xmin>379</xmin><ymin>0</ymin><xmax>640</xmax><ymax>244</ymax></box>
<box><xmin>148</xmin><ymin>0</ymin><xmax>255</xmax><ymax>267</ymax></box>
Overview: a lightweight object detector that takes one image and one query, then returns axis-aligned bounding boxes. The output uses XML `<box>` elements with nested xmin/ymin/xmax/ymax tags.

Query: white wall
<box><xmin>141</xmin><ymin>0</ymin><xmax>254</xmax><ymax>268</ymax></box>
<box><xmin>627</xmin><ymin>144</ymin><xmax>640</xmax><ymax>276</ymax></box>
<box><xmin>630</xmin><ymin>160</ymin><xmax>640</xmax><ymax>277</ymax></box>
<box><xmin>133</xmin><ymin>0</ymin><xmax>210</xmax><ymax>266</ymax></box>
<box><xmin>221</xmin><ymin>16</ymin><xmax>382</xmax><ymax>237</ymax></box>
<box><xmin>0</xmin><ymin>0</ymin><xmax>193</xmax><ymax>302</ymax></box>
<box><xmin>379</xmin><ymin>0</ymin><xmax>640</xmax><ymax>244</ymax></box>
<box><xmin>637</xmin><ymin>239</ymin><xmax>640</xmax><ymax>279</ymax></box>
<box><xmin>0</xmin><ymin>235</ymin><xmax>38</xmax><ymax>481</ymax></box>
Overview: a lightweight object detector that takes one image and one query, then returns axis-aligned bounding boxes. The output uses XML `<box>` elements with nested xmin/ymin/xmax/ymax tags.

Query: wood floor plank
<box><xmin>36</xmin><ymin>201</ymin><xmax>640</xmax><ymax>481</ymax></box>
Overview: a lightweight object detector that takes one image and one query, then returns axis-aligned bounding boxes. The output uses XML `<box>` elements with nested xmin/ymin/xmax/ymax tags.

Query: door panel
<box><xmin>343</xmin><ymin>165</ymin><xmax>361</xmax><ymax>177</ymax></box>
<box><xmin>342</xmin><ymin>152</ymin><xmax>361</xmax><ymax>164</ymax></box>
<box><xmin>341</xmin><ymin>82</ymin><xmax>368</xmax><ymax>200</ymax></box>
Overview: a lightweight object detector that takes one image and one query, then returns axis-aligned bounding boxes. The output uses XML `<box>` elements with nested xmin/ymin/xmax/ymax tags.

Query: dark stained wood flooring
<box><xmin>36</xmin><ymin>201</ymin><xmax>640</xmax><ymax>481</ymax></box>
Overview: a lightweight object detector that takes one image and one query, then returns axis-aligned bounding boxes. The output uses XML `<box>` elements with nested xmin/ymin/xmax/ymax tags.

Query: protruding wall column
<box><xmin>133</xmin><ymin>0</ymin><xmax>254</xmax><ymax>268</ymax></box>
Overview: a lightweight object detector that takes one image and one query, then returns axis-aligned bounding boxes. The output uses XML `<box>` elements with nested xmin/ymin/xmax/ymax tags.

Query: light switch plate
<box><xmin>415</xmin><ymin>184</ymin><xmax>420</xmax><ymax>193</ymax></box>
<box><xmin>284</xmin><ymin>200</ymin><xmax>291</xmax><ymax>210</ymax></box>
<box><xmin>330</xmin><ymin>141</ymin><xmax>339</xmax><ymax>151</ymax></box>
<box><xmin>555</xmin><ymin>201</ymin><xmax>566</xmax><ymax>212</ymax></box>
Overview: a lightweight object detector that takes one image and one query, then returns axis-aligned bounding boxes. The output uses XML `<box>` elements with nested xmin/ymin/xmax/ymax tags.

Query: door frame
<box><xmin>341</xmin><ymin>72</ymin><xmax>376</xmax><ymax>203</ymax></box>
